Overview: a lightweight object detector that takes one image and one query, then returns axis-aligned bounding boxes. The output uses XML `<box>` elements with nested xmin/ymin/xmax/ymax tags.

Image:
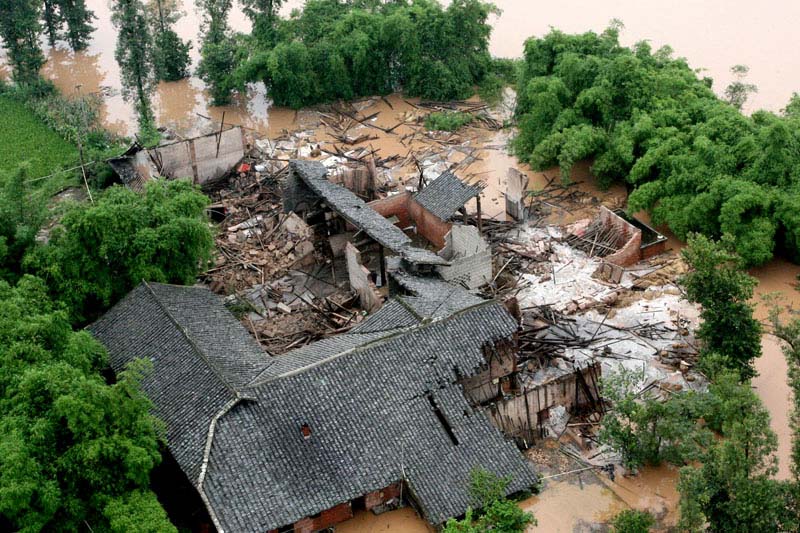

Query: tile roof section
<box><xmin>414</xmin><ymin>171</ymin><xmax>483</xmax><ymax>221</ymax></box>
<box><xmin>205</xmin><ymin>301</ymin><xmax>536</xmax><ymax>531</ymax></box>
<box><xmin>88</xmin><ymin>283</ymin><xmax>270</xmax><ymax>484</ymax></box>
<box><xmin>290</xmin><ymin>160</ymin><xmax>448</xmax><ymax>266</ymax></box>
<box><xmin>91</xmin><ymin>281</ymin><xmax>537</xmax><ymax>532</ymax></box>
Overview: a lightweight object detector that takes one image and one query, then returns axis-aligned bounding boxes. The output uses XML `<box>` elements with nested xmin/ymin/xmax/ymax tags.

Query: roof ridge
<box><xmin>247</xmin><ymin>298</ymin><xmax>503</xmax><ymax>387</ymax></box>
<box><xmin>142</xmin><ymin>281</ymin><xmax>241</xmax><ymax>398</ymax></box>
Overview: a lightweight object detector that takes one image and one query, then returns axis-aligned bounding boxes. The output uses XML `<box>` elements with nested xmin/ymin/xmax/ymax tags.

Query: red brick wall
<box><xmin>407</xmin><ymin>199</ymin><xmax>452</xmax><ymax>250</ymax></box>
<box><xmin>368</xmin><ymin>193</ymin><xmax>413</xmax><ymax>229</ymax></box>
<box><xmin>599</xmin><ymin>207</ymin><xmax>643</xmax><ymax>267</ymax></box>
<box><xmin>293</xmin><ymin>502</ymin><xmax>353</xmax><ymax>533</ymax></box>
<box><xmin>364</xmin><ymin>482</ymin><xmax>403</xmax><ymax>510</ymax></box>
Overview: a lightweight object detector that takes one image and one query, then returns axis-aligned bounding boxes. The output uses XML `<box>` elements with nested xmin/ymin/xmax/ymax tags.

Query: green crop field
<box><xmin>0</xmin><ymin>96</ymin><xmax>78</xmax><ymax>182</ymax></box>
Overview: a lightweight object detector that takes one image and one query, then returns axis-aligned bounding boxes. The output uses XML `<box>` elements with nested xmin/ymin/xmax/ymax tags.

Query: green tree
<box><xmin>24</xmin><ymin>179</ymin><xmax>214</xmax><ymax>324</ymax></box>
<box><xmin>598</xmin><ymin>368</ymin><xmax>711</xmax><ymax>471</ymax></box>
<box><xmin>240</xmin><ymin>0</ymin><xmax>283</xmax><ymax>46</ymax></box>
<box><xmin>232</xmin><ymin>0</ymin><xmax>498</xmax><ymax>108</ymax></box>
<box><xmin>111</xmin><ymin>0</ymin><xmax>157</xmax><ymax>140</ymax></box>
<box><xmin>609</xmin><ymin>509</ymin><xmax>655</xmax><ymax>533</ymax></box>
<box><xmin>677</xmin><ymin>371</ymin><xmax>798</xmax><ymax>532</ymax></box>
<box><xmin>42</xmin><ymin>0</ymin><xmax>62</xmax><ymax>46</ymax></box>
<box><xmin>56</xmin><ymin>0</ymin><xmax>95</xmax><ymax>51</ymax></box>
<box><xmin>442</xmin><ymin>468</ymin><xmax>535</xmax><ymax>533</ymax></box>
<box><xmin>104</xmin><ymin>489</ymin><xmax>176</xmax><ymax>532</ymax></box>
<box><xmin>513</xmin><ymin>26</ymin><xmax>800</xmax><ymax>266</ymax></box>
<box><xmin>0</xmin><ymin>165</ymin><xmax>46</xmax><ymax>283</ymax></box>
<box><xmin>0</xmin><ymin>276</ymin><xmax>174</xmax><ymax>532</ymax></box>
<box><xmin>196</xmin><ymin>0</ymin><xmax>236</xmax><ymax>105</ymax></box>
<box><xmin>148</xmin><ymin>0</ymin><xmax>192</xmax><ymax>81</ymax></box>
<box><xmin>770</xmin><ymin>306</ymin><xmax>800</xmax><ymax>482</ymax></box>
<box><xmin>724</xmin><ymin>64</ymin><xmax>758</xmax><ymax>111</ymax></box>
<box><xmin>0</xmin><ymin>0</ymin><xmax>45</xmax><ymax>85</ymax></box>
<box><xmin>680</xmin><ymin>234</ymin><xmax>762</xmax><ymax>379</ymax></box>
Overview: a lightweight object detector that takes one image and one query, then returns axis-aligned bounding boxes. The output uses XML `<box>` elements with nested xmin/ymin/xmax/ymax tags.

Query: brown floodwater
<box><xmin>5</xmin><ymin>0</ymin><xmax>800</xmax><ymax>527</ymax></box>
<box><xmin>20</xmin><ymin>0</ymin><xmax>800</xmax><ymax>138</ymax></box>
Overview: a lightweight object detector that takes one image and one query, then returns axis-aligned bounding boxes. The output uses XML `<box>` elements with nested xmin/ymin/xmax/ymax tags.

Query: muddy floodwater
<box><xmin>6</xmin><ymin>0</ymin><xmax>800</xmax><ymax>529</ymax></box>
<box><xmin>25</xmin><ymin>0</ymin><xmax>800</xmax><ymax>137</ymax></box>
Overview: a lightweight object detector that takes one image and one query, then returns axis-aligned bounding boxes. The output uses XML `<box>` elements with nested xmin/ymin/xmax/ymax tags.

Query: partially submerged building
<box><xmin>90</xmin><ymin>281</ymin><xmax>539</xmax><ymax>533</ymax></box>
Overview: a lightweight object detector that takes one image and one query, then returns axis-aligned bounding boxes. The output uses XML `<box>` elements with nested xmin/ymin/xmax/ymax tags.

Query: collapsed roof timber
<box><xmin>89</xmin><ymin>279</ymin><xmax>538</xmax><ymax>533</ymax></box>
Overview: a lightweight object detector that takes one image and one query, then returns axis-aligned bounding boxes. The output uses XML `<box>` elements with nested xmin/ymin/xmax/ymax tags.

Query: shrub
<box><xmin>425</xmin><ymin>111</ymin><xmax>474</xmax><ymax>132</ymax></box>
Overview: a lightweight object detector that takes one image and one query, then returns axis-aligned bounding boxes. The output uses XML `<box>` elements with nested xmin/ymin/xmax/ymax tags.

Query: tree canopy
<box><xmin>0</xmin><ymin>276</ymin><xmax>175</xmax><ymax>532</ymax></box>
<box><xmin>514</xmin><ymin>26</ymin><xmax>800</xmax><ymax>266</ymax></box>
<box><xmin>24</xmin><ymin>179</ymin><xmax>214</xmax><ymax>324</ymax></box>
<box><xmin>227</xmin><ymin>0</ymin><xmax>498</xmax><ymax>108</ymax></box>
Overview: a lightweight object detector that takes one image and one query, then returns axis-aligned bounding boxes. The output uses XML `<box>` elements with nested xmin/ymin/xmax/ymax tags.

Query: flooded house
<box><xmin>89</xmin><ymin>281</ymin><xmax>539</xmax><ymax>533</ymax></box>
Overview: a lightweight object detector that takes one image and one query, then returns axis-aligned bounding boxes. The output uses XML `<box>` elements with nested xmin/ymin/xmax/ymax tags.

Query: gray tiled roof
<box><xmin>415</xmin><ymin>171</ymin><xmax>483</xmax><ymax>221</ymax></box>
<box><xmin>291</xmin><ymin>160</ymin><xmax>448</xmax><ymax>265</ymax></box>
<box><xmin>392</xmin><ymin>271</ymin><xmax>485</xmax><ymax>318</ymax></box>
<box><xmin>206</xmin><ymin>302</ymin><xmax>536</xmax><ymax>531</ymax></box>
<box><xmin>88</xmin><ymin>282</ymin><xmax>271</xmax><ymax>484</ymax></box>
<box><xmin>91</xmin><ymin>282</ymin><xmax>537</xmax><ymax>533</ymax></box>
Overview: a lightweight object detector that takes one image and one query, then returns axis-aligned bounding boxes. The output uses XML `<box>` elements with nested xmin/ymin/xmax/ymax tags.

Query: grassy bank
<box><xmin>0</xmin><ymin>95</ymin><xmax>79</xmax><ymax>182</ymax></box>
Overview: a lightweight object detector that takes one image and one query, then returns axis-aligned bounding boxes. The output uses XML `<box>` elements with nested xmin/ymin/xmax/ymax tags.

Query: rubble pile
<box><xmin>202</xmin><ymin>167</ymin><xmax>361</xmax><ymax>354</ymax></box>
<box><xmin>495</xmin><ymin>220</ymin><xmax>703</xmax><ymax>393</ymax></box>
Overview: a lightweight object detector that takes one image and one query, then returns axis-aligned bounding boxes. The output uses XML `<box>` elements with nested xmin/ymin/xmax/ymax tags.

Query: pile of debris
<box><xmin>202</xmin><ymin>165</ymin><xmax>362</xmax><ymax>354</ymax></box>
<box><xmin>493</xmin><ymin>220</ymin><xmax>703</xmax><ymax>394</ymax></box>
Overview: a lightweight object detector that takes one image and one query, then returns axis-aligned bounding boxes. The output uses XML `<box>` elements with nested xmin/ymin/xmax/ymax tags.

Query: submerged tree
<box><xmin>725</xmin><ymin>64</ymin><xmax>758</xmax><ymax>111</ymax></box>
<box><xmin>111</xmin><ymin>0</ymin><xmax>157</xmax><ymax>140</ymax></box>
<box><xmin>196</xmin><ymin>0</ymin><xmax>236</xmax><ymax>105</ymax></box>
<box><xmin>677</xmin><ymin>371</ymin><xmax>798</xmax><ymax>532</ymax></box>
<box><xmin>680</xmin><ymin>234</ymin><xmax>762</xmax><ymax>380</ymax></box>
<box><xmin>0</xmin><ymin>0</ymin><xmax>45</xmax><ymax>85</ymax></box>
<box><xmin>240</xmin><ymin>0</ymin><xmax>283</xmax><ymax>47</ymax></box>
<box><xmin>56</xmin><ymin>0</ymin><xmax>95</xmax><ymax>50</ymax></box>
<box><xmin>42</xmin><ymin>0</ymin><xmax>62</xmax><ymax>46</ymax></box>
<box><xmin>148</xmin><ymin>0</ymin><xmax>192</xmax><ymax>81</ymax></box>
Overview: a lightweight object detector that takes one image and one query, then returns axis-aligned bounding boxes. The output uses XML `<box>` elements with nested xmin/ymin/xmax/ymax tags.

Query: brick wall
<box><xmin>407</xmin><ymin>198</ymin><xmax>452</xmax><ymax>249</ymax></box>
<box><xmin>368</xmin><ymin>192</ymin><xmax>454</xmax><ymax>250</ymax></box>
<box><xmin>293</xmin><ymin>502</ymin><xmax>353</xmax><ymax>533</ymax></box>
<box><xmin>598</xmin><ymin>206</ymin><xmax>643</xmax><ymax>267</ymax></box>
<box><xmin>368</xmin><ymin>193</ymin><xmax>413</xmax><ymax>229</ymax></box>
<box><xmin>364</xmin><ymin>482</ymin><xmax>403</xmax><ymax>511</ymax></box>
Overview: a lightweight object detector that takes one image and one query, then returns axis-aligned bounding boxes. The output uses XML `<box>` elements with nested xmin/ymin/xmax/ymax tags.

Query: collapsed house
<box><xmin>107</xmin><ymin>126</ymin><xmax>248</xmax><ymax>190</ymax></box>
<box><xmin>286</xmin><ymin>160</ymin><xmax>493</xmax><ymax>294</ymax></box>
<box><xmin>89</xmin><ymin>280</ymin><xmax>539</xmax><ymax>533</ymax></box>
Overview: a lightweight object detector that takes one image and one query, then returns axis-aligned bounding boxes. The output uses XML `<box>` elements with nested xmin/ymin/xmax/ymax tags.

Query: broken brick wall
<box><xmin>369</xmin><ymin>193</ymin><xmax>453</xmax><ymax>250</ymax></box>
<box><xmin>368</xmin><ymin>192</ymin><xmax>413</xmax><ymax>229</ymax></box>
<box><xmin>364</xmin><ymin>482</ymin><xmax>403</xmax><ymax>513</ymax></box>
<box><xmin>407</xmin><ymin>197</ymin><xmax>452</xmax><ymax>249</ymax></box>
<box><xmin>345</xmin><ymin>242</ymin><xmax>382</xmax><ymax>312</ymax></box>
<box><xmin>599</xmin><ymin>206</ymin><xmax>642</xmax><ymax>267</ymax></box>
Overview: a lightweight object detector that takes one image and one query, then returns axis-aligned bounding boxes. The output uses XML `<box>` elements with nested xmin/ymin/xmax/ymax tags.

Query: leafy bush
<box><xmin>232</xmin><ymin>0</ymin><xmax>497</xmax><ymax>108</ymax></box>
<box><xmin>514</xmin><ymin>26</ymin><xmax>800</xmax><ymax>266</ymax></box>
<box><xmin>442</xmin><ymin>468</ymin><xmax>535</xmax><ymax>533</ymax></box>
<box><xmin>425</xmin><ymin>111</ymin><xmax>474</xmax><ymax>132</ymax></box>
<box><xmin>24</xmin><ymin>179</ymin><xmax>214</xmax><ymax>324</ymax></box>
<box><xmin>610</xmin><ymin>509</ymin><xmax>655</xmax><ymax>532</ymax></box>
<box><xmin>0</xmin><ymin>276</ymin><xmax>174</xmax><ymax>532</ymax></box>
